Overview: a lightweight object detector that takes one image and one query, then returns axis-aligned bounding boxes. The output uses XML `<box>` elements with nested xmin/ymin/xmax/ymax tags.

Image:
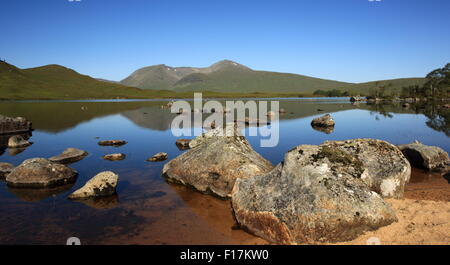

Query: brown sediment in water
<box><xmin>100</xmin><ymin>182</ymin><xmax>267</xmax><ymax>245</ymax></box>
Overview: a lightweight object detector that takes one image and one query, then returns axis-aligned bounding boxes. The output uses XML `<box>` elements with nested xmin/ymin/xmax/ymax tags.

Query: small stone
<box><xmin>49</xmin><ymin>148</ymin><xmax>88</xmax><ymax>164</ymax></box>
<box><xmin>68</xmin><ymin>171</ymin><xmax>119</xmax><ymax>199</ymax></box>
<box><xmin>147</xmin><ymin>152</ymin><xmax>168</xmax><ymax>162</ymax></box>
<box><xmin>311</xmin><ymin>114</ymin><xmax>335</xmax><ymax>128</ymax></box>
<box><xmin>7</xmin><ymin>135</ymin><xmax>32</xmax><ymax>148</ymax></box>
<box><xmin>175</xmin><ymin>139</ymin><xmax>191</xmax><ymax>150</ymax></box>
<box><xmin>103</xmin><ymin>153</ymin><xmax>126</xmax><ymax>161</ymax></box>
<box><xmin>98</xmin><ymin>140</ymin><xmax>127</xmax><ymax>146</ymax></box>
<box><xmin>0</xmin><ymin>162</ymin><xmax>14</xmax><ymax>179</ymax></box>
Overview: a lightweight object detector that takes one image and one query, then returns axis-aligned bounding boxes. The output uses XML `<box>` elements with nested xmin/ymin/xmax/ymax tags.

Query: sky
<box><xmin>1</xmin><ymin>0</ymin><xmax>449</xmax><ymax>83</ymax></box>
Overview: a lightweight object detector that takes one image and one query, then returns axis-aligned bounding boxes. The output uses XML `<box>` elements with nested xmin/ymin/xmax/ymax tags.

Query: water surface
<box><xmin>0</xmin><ymin>98</ymin><xmax>448</xmax><ymax>244</ymax></box>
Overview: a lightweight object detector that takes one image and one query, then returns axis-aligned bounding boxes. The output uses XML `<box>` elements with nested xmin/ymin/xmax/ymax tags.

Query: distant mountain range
<box><xmin>0</xmin><ymin>60</ymin><xmax>426</xmax><ymax>99</ymax></box>
<box><xmin>120</xmin><ymin>59</ymin><xmax>426</xmax><ymax>94</ymax></box>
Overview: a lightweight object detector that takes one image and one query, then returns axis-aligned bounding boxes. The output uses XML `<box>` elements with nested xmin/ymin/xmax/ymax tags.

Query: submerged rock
<box><xmin>175</xmin><ymin>139</ymin><xmax>191</xmax><ymax>150</ymax></box>
<box><xmin>103</xmin><ymin>153</ymin><xmax>126</xmax><ymax>161</ymax></box>
<box><xmin>321</xmin><ymin>139</ymin><xmax>411</xmax><ymax>199</ymax></box>
<box><xmin>232</xmin><ymin>144</ymin><xmax>398</xmax><ymax>244</ymax></box>
<box><xmin>0</xmin><ymin>115</ymin><xmax>32</xmax><ymax>135</ymax></box>
<box><xmin>162</xmin><ymin>124</ymin><xmax>274</xmax><ymax>198</ymax></box>
<box><xmin>7</xmin><ymin>135</ymin><xmax>32</xmax><ymax>148</ymax></box>
<box><xmin>311</xmin><ymin>114</ymin><xmax>335</xmax><ymax>128</ymax></box>
<box><xmin>147</xmin><ymin>152</ymin><xmax>168</xmax><ymax>162</ymax></box>
<box><xmin>49</xmin><ymin>148</ymin><xmax>88</xmax><ymax>164</ymax></box>
<box><xmin>0</xmin><ymin>162</ymin><xmax>14</xmax><ymax>179</ymax></box>
<box><xmin>398</xmin><ymin>141</ymin><xmax>449</xmax><ymax>171</ymax></box>
<box><xmin>68</xmin><ymin>171</ymin><xmax>119</xmax><ymax>199</ymax></box>
<box><xmin>6</xmin><ymin>158</ymin><xmax>78</xmax><ymax>188</ymax></box>
<box><xmin>98</xmin><ymin>140</ymin><xmax>127</xmax><ymax>146</ymax></box>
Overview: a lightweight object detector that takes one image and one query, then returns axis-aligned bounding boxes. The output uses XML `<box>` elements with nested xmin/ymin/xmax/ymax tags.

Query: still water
<box><xmin>0</xmin><ymin>98</ymin><xmax>448</xmax><ymax>244</ymax></box>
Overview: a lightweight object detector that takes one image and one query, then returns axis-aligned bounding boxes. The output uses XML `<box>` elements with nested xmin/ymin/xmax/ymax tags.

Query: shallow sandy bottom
<box><xmin>340</xmin><ymin>198</ymin><xmax>450</xmax><ymax>245</ymax></box>
<box><xmin>340</xmin><ymin>169</ymin><xmax>450</xmax><ymax>245</ymax></box>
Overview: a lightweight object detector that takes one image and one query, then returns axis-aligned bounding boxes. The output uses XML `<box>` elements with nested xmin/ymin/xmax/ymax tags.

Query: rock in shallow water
<box><xmin>231</xmin><ymin>144</ymin><xmax>398</xmax><ymax>244</ymax></box>
<box><xmin>98</xmin><ymin>140</ymin><xmax>127</xmax><ymax>146</ymax></box>
<box><xmin>6</xmin><ymin>158</ymin><xmax>78</xmax><ymax>188</ymax></box>
<box><xmin>162</xmin><ymin>124</ymin><xmax>274</xmax><ymax>198</ymax></box>
<box><xmin>49</xmin><ymin>148</ymin><xmax>88</xmax><ymax>164</ymax></box>
<box><xmin>311</xmin><ymin>114</ymin><xmax>335</xmax><ymax>128</ymax></box>
<box><xmin>0</xmin><ymin>115</ymin><xmax>32</xmax><ymax>134</ymax></box>
<box><xmin>103</xmin><ymin>153</ymin><xmax>126</xmax><ymax>161</ymax></box>
<box><xmin>175</xmin><ymin>139</ymin><xmax>191</xmax><ymax>150</ymax></box>
<box><xmin>147</xmin><ymin>152</ymin><xmax>168</xmax><ymax>162</ymax></box>
<box><xmin>68</xmin><ymin>171</ymin><xmax>119</xmax><ymax>199</ymax></box>
<box><xmin>398</xmin><ymin>141</ymin><xmax>449</xmax><ymax>171</ymax></box>
<box><xmin>0</xmin><ymin>162</ymin><xmax>14</xmax><ymax>179</ymax></box>
<box><xmin>7</xmin><ymin>135</ymin><xmax>32</xmax><ymax>148</ymax></box>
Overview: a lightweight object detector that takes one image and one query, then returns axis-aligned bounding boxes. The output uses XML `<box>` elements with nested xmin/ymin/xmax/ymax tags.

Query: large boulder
<box><xmin>6</xmin><ymin>158</ymin><xmax>78</xmax><ymax>188</ymax></box>
<box><xmin>0</xmin><ymin>162</ymin><xmax>14</xmax><ymax>179</ymax></box>
<box><xmin>68</xmin><ymin>171</ymin><xmax>119</xmax><ymax>199</ymax></box>
<box><xmin>311</xmin><ymin>114</ymin><xmax>335</xmax><ymax>128</ymax></box>
<box><xmin>49</xmin><ymin>148</ymin><xmax>88</xmax><ymax>164</ymax></box>
<box><xmin>0</xmin><ymin>115</ymin><xmax>32</xmax><ymax>134</ymax></box>
<box><xmin>322</xmin><ymin>139</ymin><xmax>411</xmax><ymax>199</ymax></box>
<box><xmin>232</xmin><ymin>144</ymin><xmax>398</xmax><ymax>244</ymax></box>
<box><xmin>162</xmin><ymin>124</ymin><xmax>274</xmax><ymax>198</ymax></box>
<box><xmin>7</xmin><ymin>135</ymin><xmax>32</xmax><ymax>148</ymax></box>
<box><xmin>398</xmin><ymin>141</ymin><xmax>449</xmax><ymax>171</ymax></box>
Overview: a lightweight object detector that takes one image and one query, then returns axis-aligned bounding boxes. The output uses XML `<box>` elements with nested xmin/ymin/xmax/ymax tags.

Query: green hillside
<box><xmin>0</xmin><ymin>61</ymin><xmax>173</xmax><ymax>100</ymax></box>
<box><xmin>121</xmin><ymin>60</ymin><xmax>425</xmax><ymax>95</ymax></box>
<box><xmin>347</xmin><ymin>78</ymin><xmax>427</xmax><ymax>95</ymax></box>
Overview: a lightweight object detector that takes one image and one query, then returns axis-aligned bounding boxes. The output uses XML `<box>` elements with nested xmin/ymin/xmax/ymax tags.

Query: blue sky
<box><xmin>1</xmin><ymin>0</ymin><xmax>449</xmax><ymax>83</ymax></box>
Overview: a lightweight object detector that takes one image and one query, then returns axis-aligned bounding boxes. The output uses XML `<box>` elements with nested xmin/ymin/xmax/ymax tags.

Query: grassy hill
<box><xmin>0</xmin><ymin>61</ymin><xmax>179</xmax><ymax>100</ymax></box>
<box><xmin>121</xmin><ymin>59</ymin><xmax>425</xmax><ymax>95</ymax></box>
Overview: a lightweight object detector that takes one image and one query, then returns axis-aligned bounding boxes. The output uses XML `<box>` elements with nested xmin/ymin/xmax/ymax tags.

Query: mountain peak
<box><xmin>209</xmin><ymin>60</ymin><xmax>250</xmax><ymax>71</ymax></box>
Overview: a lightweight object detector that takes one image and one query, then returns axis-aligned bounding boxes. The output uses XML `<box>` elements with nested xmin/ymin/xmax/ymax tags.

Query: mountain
<box><xmin>121</xmin><ymin>60</ymin><xmax>353</xmax><ymax>93</ymax></box>
<box><xmin>0</xmin><ymin>61</ymin><xmax>164</xmax><ymax>99</ymax></box>
<box><xmin>121</xmin><ymin>60</ymin><xmax>426</xmax><ymax>94</ymax></box>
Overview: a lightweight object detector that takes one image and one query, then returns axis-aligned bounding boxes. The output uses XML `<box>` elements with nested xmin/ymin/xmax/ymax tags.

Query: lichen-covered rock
<box><xmin>398</xmin><ymin>141</ymin><xmax>449</xmax><ymax>171</ymax></box>
<box><xmin>49</xmin><ymin>148</ymin><xmax>88</xmax><ymax>164</ymax></box>
<box><xmin>147</xmin><ymin>152</ymin><xmax>168</xmax><ymax>162</ymax></box>
<box><xmin>7</xmin><ymin>135</ymin><xmax>32</xmax><ymax>148</ymax></box>
<box><xmin>311</xmin><ymin>114</ymin><xmax>335</xmax><ymax>128</ymax></box>
<box><xmin>68</xmin><ymin>171</ymin><xmax>118</xmax><ymax>199</ymax></box>
<box><xmin>322</xmin><ymin>139</ymin><xmax>411</xmax><ymax>198</ymax></box>
<box><xmin>98</xmin><ymin>140</ymin><xmax>127</xmax><ymax>146</ymax></box>
<box><xmin>0</xmin><ymin>162</ymin><xmax>14</xmax><ymax>179</ymax></box>
<box><xmin>163</xmin><ymin>124</ymin><xmax>274</xmax><ymax>198</ymax></box>
<box><xmin>231</xmin><ymin>144</ymin><xmax>398</xmax><ymax>244</ymax></box>
<box><xmin>103</xmin><ymin>153</ymin><xmax>126</xmax><ymax>161</ymax></box>
<box><xmin>6</xmin><ymin>158</ymin><xmax>78</xmax><ymax>188</ymax></box>
<box><xmin>0</xmin><ymin>115</ymin><xmax>32</xmax><ymax>135</ymax></box>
